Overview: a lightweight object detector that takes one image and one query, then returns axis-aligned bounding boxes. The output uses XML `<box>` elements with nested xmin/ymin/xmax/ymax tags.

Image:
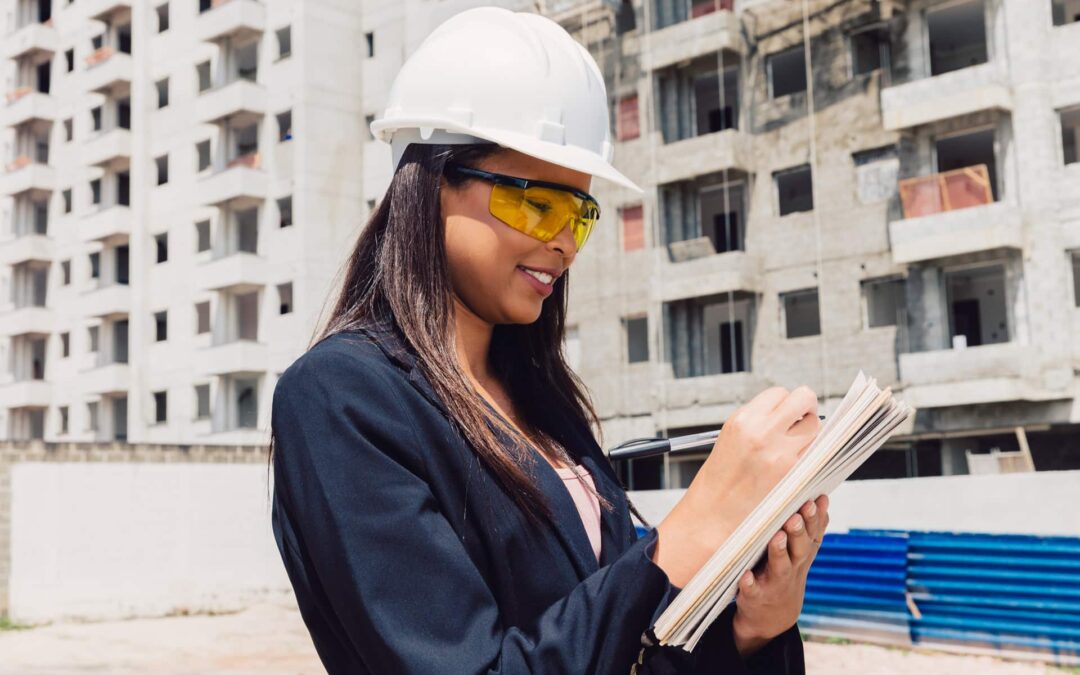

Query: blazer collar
<box><xmin>353</xmin><ymin>318</ymin><xmax>630</xmax><ymax>579</ymax></box>
<box><xmin>353</xmin><ymin>318</ymin><xmax>449</xmax><ymax>416</ymax></box>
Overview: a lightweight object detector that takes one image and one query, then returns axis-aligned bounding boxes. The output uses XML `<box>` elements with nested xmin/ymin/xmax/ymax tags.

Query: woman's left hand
<box><xmin>731</xmin><ymin>494</ymin><xmax>830</xmax><ymax>658</ymax></box>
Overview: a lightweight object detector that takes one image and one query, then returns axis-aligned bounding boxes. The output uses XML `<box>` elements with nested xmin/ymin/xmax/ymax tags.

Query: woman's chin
<box><xmin>503</xmin><ymin>299</ymin><xmax>544</xmax><ymax>325</ymax></box>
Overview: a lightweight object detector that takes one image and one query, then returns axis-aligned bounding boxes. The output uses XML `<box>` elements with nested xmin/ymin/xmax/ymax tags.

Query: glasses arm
<box><xmin>445</xmin><ymin>162</ymin><xmax>599</xmax><ymax>207</ymax></box>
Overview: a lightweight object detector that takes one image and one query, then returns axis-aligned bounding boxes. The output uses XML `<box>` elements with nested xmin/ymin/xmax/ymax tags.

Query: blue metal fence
<box><xmin>904</xmin><ymin>531</ymin><xmax>1080</xmax><ymax>664</ymax></box>
<box><xmin>635</xmin><ymin>525</ymin><xmax>1080</xmax><ymax>665</ymax></box>
<box><xmin>800</xmin><ymin>531</ymin><xmax>911</xmax><ymax>646</ymax></box>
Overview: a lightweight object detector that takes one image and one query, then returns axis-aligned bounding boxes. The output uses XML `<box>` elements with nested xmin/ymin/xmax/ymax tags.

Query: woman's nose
<box><xmin>547</xmin><ymin>221</ymin><xmax>579</xmax><ymax>259</ymax></box>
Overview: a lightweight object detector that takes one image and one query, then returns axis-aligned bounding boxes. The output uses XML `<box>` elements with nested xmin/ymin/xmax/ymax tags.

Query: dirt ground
<box><xmin>0</xmin><ymin>596</ymin><xmax>1073</xmax><ymax>675</ymax></box>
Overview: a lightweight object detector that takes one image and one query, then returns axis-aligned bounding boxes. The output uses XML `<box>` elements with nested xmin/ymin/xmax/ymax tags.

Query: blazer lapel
<box><xmin>356</xmin><ymin>319</ymin><xmax>620</xmax><ymax>579</ymax></box>
<box><xmin>580</xmin><ymin>453</ymin><xmax>631</xmax><ymax>568</ymax></box>
<box><xmin>525</xmin><ymin>448</ymin><xmax>602</xmax><ymax>579</ymax></box>
<box><xmin>355</xmin><ymin>322</ymin><xmax>454</xmax><ymax>418</ymax></box>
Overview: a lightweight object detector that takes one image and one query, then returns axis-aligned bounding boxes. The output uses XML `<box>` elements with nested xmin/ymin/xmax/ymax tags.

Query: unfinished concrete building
<box><xmin>0</xmin><ymin>0</ymin><xmax>368</xmax><ymax>443</ymax></box>
<box><xmin>2</xmin><ymin>0</ymin><xmax>1078</xmax><ymax>484</ymax></box>
<box><xmin>551</xmin><ymin>0</ymin><xmax>1080</xmax><ymax>487</ymax></box>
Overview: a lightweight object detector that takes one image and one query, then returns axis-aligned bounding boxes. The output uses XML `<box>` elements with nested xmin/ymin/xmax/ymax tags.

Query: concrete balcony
<box><xmin>196</xmin><ymin>252</ymin><xmax>270</xmax><ymax>292</ymax></box>
<box><xmin>0</xmin><ymin>379</ymin><xmax>52</xmax><ymax>409</ymax></box>
<box><xmin>201</xmin><ymin>340</ymin><xmax>269</xmax><ymax>376</ymax></box>
<box><xmin>195</xmin><ymin>79</ymin><xmax>266</xmax><ymax>127</ymax></box>
<box><xmin>84</xmin><ymin>0</ymin><xmax>132</xmax><ymax>21</ymax></box>
<box><xmin>1</xmin><ymin>88</ymin><xmax>57</xmax><ymax>128</ymax></box>
<box><xmin>81</xmin><ymin>362</ymin><xmax>130</xmax><ymax>396</ymax></box>
<box><xmin>654</xmin><ymin>128</ymin><xmax>751</xmax><ymax>185</ymax></box>
<box><xmin>83</xmin><ymin>127</ymin><xmax>131</xmax><ymax>168</ymax></box>
<box><xmin>899</xmin><ymin>343</ymin><xmax>1071</xmax><ymax>408</ymax></box>
<box><xmin>0</xmin><ymin>160</ymin><xmax>54</xmax><ymax>198</ymax></box>
<box><xmin>195</xmin><ymin>161</ymin><xmax>267</xmax><ymax>210</ymax></box>
<box><xmin>80</xmin><ymin>204</ymin><xmax>132</xmax><ymax>242</ymax></box>
<box><xmin>82</xmin><ymin>48</ymin><xmax>132</xmax><ymax>95</ymax></box>
<box><xmin>656</xmin><ymin>370</ymin><xmax>768</xmax><ymax>427</ymax></box>
<box><xmin>2</xmin><ymin>22</ymin><xmax>59</xmax><ymax>61</ymax></box>
<box><xmin>1074</xmin><ymin>308</ymin><xmax>1080</xmax><ymax>372</ymax></box>
<box><xmin>0</xmin><ymin>234</ymin><xmax>55</xmax><ymax>266</ymax></box>
<box><xmin>889</xmin><ymin>201</ymin><xmax>1023</xmax><ymax>265</ymax></box>
<box><xmin>82</xmin><ymin>283</ymin><xmax>131</xmax><ymax>318</ymax></box>
<box><xmin>0</xmin><ymin>306</ymin><xmax>52</xmax><ymax>337</ymax></box>
<box><xmin>641</xmin><ymin>7</ymin><xmax>742</xmax><ymax>72</ymax></box>
<box><xmin>196</xmin><ymin>0</ymin><xmax>266</xmax><ymax>43</ymax></box>
<box><xmin>881</xmin><ymin>62</ymin><xmax>1012</xmax><ymax>131</ymax></box>
<box><xmin>545</xmin><ymin>0</ymin><xmax>618</xmax><ymax>31</ymax></box>
<box><xmin>653</xmin><ymin>249</ymin><xmax>760</xmax><ymax>303</ymax></box>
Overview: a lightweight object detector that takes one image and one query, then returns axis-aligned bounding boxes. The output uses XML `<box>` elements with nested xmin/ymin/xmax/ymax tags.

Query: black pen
<box><xmin>607</xmin><ymin>416</ymin><xmax>826</xmax><ymax>461</ymax></box>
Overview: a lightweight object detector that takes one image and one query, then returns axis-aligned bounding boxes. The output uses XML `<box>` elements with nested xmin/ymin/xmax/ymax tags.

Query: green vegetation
<box><xmin>0</xmin><ymin>616</ymin><xmax>31</xmax><ymax>631</ymax></box>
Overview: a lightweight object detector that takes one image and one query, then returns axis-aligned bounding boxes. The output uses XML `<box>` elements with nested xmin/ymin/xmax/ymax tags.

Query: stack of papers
<box><xmin>651</xmin><ymin>371</ymin><xmax>913</xmax><ymax>651</ymax></box>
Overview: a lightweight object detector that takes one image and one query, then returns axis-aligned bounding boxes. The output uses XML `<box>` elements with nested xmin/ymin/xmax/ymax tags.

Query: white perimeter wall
<box><xmin>629</xmin><ymin>470</ymin><xmax>1080</xmax><ymax>538</ymax></box>
<box><xmin>9</xmin><ymin>463</ymin><xmax>289</xmax><ymax>624</ymax></box>
<box><xmin>9</xmin><ymin>464</ymin><xmax>1079</xmax><ymax>624</ymax></box>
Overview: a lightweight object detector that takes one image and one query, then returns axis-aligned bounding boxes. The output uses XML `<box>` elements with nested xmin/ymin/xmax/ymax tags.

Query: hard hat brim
<box><xmin>373</xmin><ymin>117</ymin><xmax>644</xmax><ymax>195</ymax></box>
<box><xmin>469</xmin><ymin>126</ymin><xmax>645</xmax><ymax>196</ymax></box>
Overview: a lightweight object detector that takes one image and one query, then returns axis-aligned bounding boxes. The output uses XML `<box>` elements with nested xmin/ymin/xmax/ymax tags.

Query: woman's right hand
<box><xmin>651</xmin><ymin>386</ymin><xmax>821</xmax><ymax>588</ymax></box>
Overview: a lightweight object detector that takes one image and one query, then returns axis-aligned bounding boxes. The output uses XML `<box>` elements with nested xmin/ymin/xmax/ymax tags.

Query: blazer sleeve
<box><xmin>690</xmin><ymin>604</ymin><xmax>805</xmax><ymax>674</ymax></box>
<box><xmin>633</xmin><ymin>591</ymin><xmax>805</xmax><ymax>674</ymax></box>
<box><xmin>270</xmin><ymin>345</ymin><xmax>683</xmax><ymax>675</ymax></box>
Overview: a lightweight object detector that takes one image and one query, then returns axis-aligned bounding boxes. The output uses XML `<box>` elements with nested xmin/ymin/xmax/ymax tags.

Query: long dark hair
<box><xmin>268</xmin><ymin>141</ymin><xmax>626</xmax><ymax>528</ymax></box>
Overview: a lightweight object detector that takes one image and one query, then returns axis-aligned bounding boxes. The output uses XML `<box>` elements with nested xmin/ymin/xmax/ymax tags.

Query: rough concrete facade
<box><xmin>556</xmin><ymin>0</ymin><xmax>1080</xmax><ymax>486</ymax></box>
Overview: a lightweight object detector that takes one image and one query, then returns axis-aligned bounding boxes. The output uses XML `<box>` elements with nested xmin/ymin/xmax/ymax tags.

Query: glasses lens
<box><xmin>489</xmin><ymin>184</ymin><xmax>599</xmax><ymax>251</ymax></box>
<box><xmin>573</xmin><ymin>202</ymin><xmax>599</xmax><ymax>249</ymax></box>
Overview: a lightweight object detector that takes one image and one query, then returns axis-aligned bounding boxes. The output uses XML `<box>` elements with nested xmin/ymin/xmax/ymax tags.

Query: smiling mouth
<box><xmin>517</xmin><ymin>266</ymin><xmax>556</xmax><ymax>285</ymax></box>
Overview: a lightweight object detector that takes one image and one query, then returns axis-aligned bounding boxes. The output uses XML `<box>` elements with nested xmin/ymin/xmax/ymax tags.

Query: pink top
<box><xmin>553</xmin><ymin>464</ymin><xmax>602</xmax><ymax>562</ymax></box>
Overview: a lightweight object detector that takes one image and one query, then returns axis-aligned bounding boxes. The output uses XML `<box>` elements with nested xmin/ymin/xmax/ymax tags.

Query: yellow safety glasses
<box><xmin>444</xmin><ymin>162</ymin><xmax>601</xmax><ymax>251</ymax></box>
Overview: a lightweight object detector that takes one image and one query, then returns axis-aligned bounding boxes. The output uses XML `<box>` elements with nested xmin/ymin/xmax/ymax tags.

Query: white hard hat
<box><xmin>369</xmin><ymin>6</ymin><xmax>643</xmax><ymax>194</ymax></box>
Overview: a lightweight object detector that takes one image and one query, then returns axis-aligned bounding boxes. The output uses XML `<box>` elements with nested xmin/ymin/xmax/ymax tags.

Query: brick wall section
<box><xmin>0</xmin><ymin>441</ymin><xmax>269</xmax><ymax>619</ymax></box>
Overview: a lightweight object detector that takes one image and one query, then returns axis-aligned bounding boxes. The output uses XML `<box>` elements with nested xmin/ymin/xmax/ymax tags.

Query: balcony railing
<box><xmin>5</xmin><ymin>86</ymin><xmax>34</xmax><ymax>105</ymax></box>
<box><xmin>10</xmin><ymin>18</ymin><xmax>54</xmax><ymax>33</ymax></box>
<box><xmin>654</xmin><ymin>0</ymin><xmax>733</xmax><ymax>30</ymax></box>
<box><xmin>84</xmin><ymin>45</ymin><xmax>116</xmax><ymax>68</ymax></box>
<box><xmin>5</xmin><ymin>154</ymin><xmax>32</xmax><ymax>172</ymax></box>
<box><xmin>197</xmin><ymin>0</ymin><xmax>266</xmax><ymax>43</ymax></box>
<box><xmin>691</xmin><ymin>0</ymin><xmax>732</xmax><ymax>18</ymax></box>
<box><xmin>227</xmin><ymin>151</ymin><xmax>261</xmax><ymax>169</ymax></box>
<box><xmin>898</xmin><ymin>164</ymin><xmax>993</xmax><ymax>220</ymax></box>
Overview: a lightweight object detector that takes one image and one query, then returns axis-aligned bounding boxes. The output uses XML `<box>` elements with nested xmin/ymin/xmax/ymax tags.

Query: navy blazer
<box><xmin>270</xmin><ymin>320</ymin><xmax>804</xmax><ymax>674</ymax></box>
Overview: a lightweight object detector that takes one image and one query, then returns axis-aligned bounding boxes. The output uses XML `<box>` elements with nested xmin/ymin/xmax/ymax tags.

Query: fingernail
<box><xmin>806</xmin><ymin>502</ymin><xmax>817</xmax><ymax>517</ymax></box>
<box><xmin>792</xmin><ymin>518</ymin><xmax>803</xmax><ymax>532</ymax></box>
<box><xmin>778</xmin><ymin>535</ymin><xmax>787</xmax><ymax>549</ymax></box>
<box><xmin>746</xmin><ymin>573</ymin><xmax>755</xmax><ymax>585</ymax></box>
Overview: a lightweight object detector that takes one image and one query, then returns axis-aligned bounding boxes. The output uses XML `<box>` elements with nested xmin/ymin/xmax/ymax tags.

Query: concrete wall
<box><xmin>557</xmin><ymin>0</ymin><xmax>1080</xmax><ymax>476</ymax></box>
<box><xmin>0</xmin><ymin>442</ymin><xmax>288</xmax><ymax>624</ymax></box>
<box><xmin>9</xmin><ymin>462</ymin><xmax>285</xmax><ymax>624</ymax></box>
<box><xmin>628</xmin><ymin>469</ymin><xmax>1080</xmax><ymax>537</ymax></box>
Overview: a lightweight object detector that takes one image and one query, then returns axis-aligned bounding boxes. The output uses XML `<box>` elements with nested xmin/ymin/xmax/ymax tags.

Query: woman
<box><xmin>269</xmin><ymin>7</ymin><xmax>828</xmax><ymax>674</ymax></box>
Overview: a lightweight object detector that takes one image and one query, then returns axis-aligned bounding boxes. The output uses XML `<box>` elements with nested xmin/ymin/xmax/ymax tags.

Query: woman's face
<box><xmin>441</xmin><ymin>148</ymin><xmax>592</xmax><ymax>325</ymax></box>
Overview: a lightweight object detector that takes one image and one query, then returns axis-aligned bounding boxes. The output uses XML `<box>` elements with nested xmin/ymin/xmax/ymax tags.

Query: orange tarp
<box><xmin>898</xmin><ymin>164</ymin><xmax>993</xmax><ymax>219</ymax></box>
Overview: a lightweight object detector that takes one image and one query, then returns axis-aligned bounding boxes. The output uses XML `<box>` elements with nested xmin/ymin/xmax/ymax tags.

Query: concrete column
<box><xmin>941</xmin><ymin>438</ymin><xmax>971</xmax><ymax>476</ymax></box>
<box><xmin>905</xmin><ymin>265</ymin><xmax>947</xmax><ymax>352</ymax></box>
<box><xmin>0</xmin><ymin>456</ymin><xmax>11</xmax><ymax>619</ymax></box>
